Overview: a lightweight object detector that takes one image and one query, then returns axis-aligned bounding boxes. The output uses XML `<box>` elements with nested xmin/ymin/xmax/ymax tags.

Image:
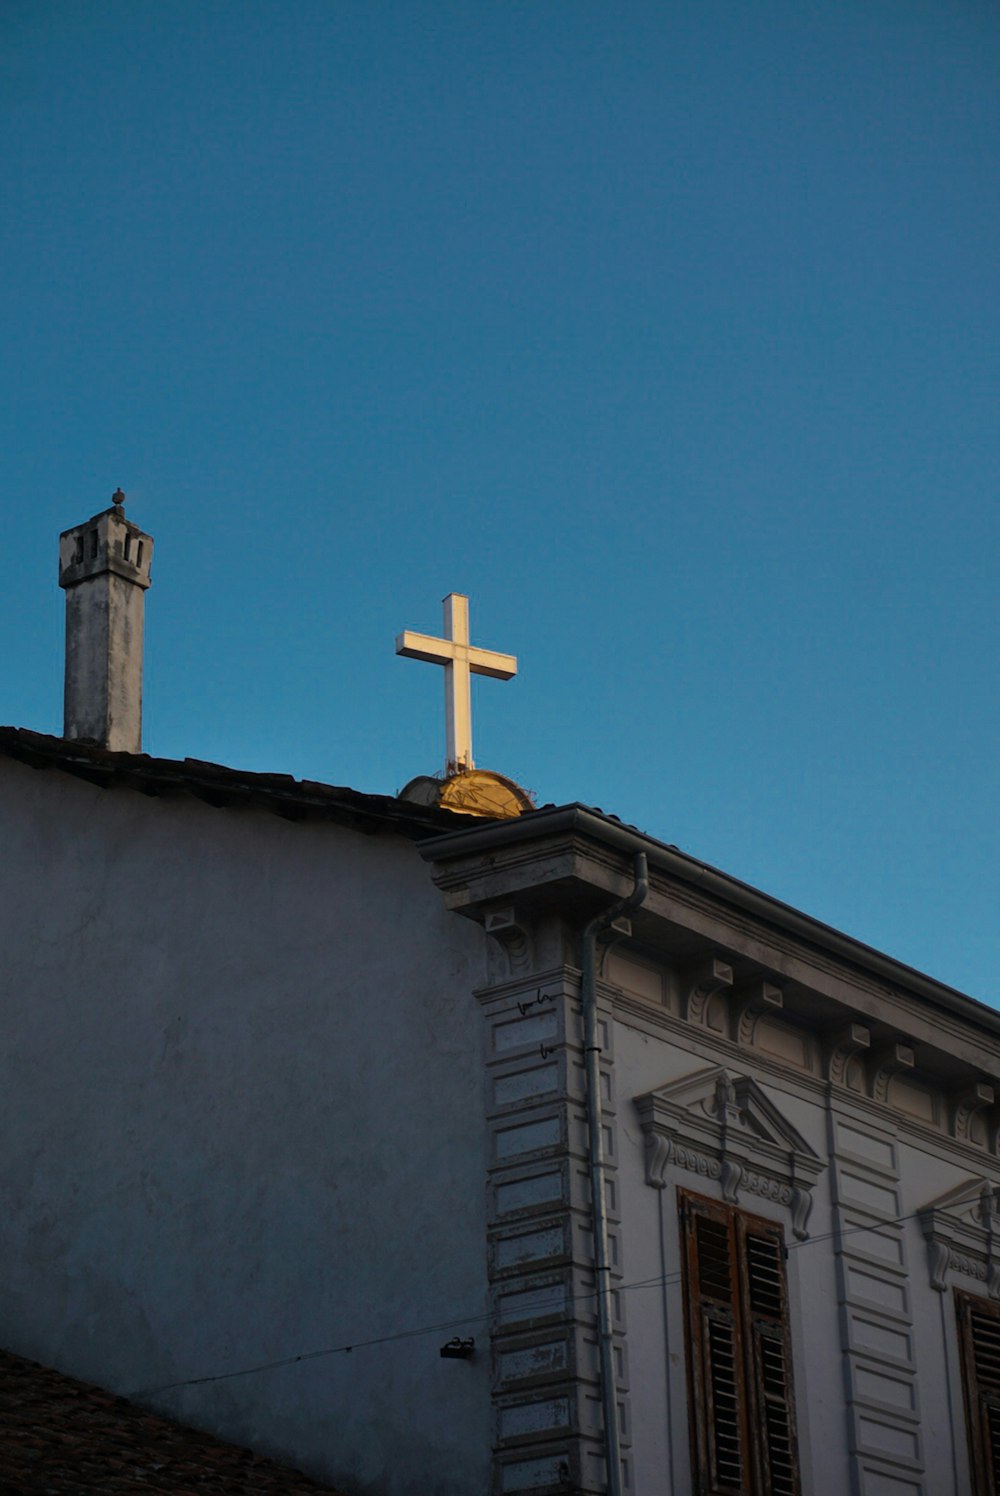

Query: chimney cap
<box><xmin>58</xmin><ymin>504</ymin><xmax>153</xmax><ymax>592</ymax></box>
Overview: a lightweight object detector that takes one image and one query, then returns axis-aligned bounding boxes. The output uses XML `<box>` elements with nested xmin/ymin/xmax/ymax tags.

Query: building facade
<box><xmin>423</xmin><ymin>805</ymin><xmax>1000</xmax><ymax>1496</ymax></box>
<box><xmin>2</xmin><ymin>734</ymin><xmax>1000</xmax><ymax>1496</ymax></box>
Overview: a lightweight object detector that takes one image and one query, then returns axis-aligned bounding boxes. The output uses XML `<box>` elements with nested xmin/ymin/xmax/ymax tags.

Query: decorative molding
<box><xmin>614</xmin><ymin>991</ymin><xmax>1000</xmax><ymax>1190</ymax></box>
<box><xmin>927</xmin><ymin>1239</ymin><xmax>952</xmax><ymax>1292</ymax></box>
<box><xmin>474</xmin><ymin>964</ymin><xmax>572</xmax><ymax>1007</ymax></box>
<box><xmin>733</xmin><ymin>979</ymin><xmax>783</xmax><ymax>1046</ymax></box>
<box><xmin>919</xmin><ymin>1176</ymin><xmax>1000</xmax><ymax>1297</ymax></box>
<box><xmin>952</xmin><ymin>1082</ymin><xmax>994</xmax><ymax>1143</ymax></box>
<box><xmin>951</xmin><ymin>1250</ymin><xmax>989</xmax><ymax>1286</ymax></box>
<box><xmin>827</xmin><ymin>1021</ymin><xmax>871</xmax><ymax>1088</ymax></box>
<box><xmin>595</xmin><ymin>915</ymin><xmax>633</xmax><ymax>979</ymax></box>
<box><xmin>684</xmin><ymin>957</ymin><xmax>733</xmax><ymax>1027</ymax></box>
<box><xmin>635</xmin><ymin>1065</ymin><xmax>822</xmax><ymax>1239</ymax></box>
<box><xmin>484</xmin><ymin>906</ymin><xmax>533</xmax><ymax>980</ymax></box>
<box><xmin>871</xmin><ymin>1041</ymin><xmax>914</xmax><ymax>1105</ymax></box>
<box><xmin>643</xmin><ymin>1131</ymin><xmax>672</xmax><ymax>1189</ymax></box>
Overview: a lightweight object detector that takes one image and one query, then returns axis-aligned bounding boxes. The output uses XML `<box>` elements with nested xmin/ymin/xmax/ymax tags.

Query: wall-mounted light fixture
<box><xmin>439</xmin><ymin>1336</ymin><xmax>475</xmax><ymax>1359</ymax></box>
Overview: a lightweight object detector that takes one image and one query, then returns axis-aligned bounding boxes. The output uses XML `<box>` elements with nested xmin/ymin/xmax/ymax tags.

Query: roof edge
<box><xmin>0</xmin><ymin>727</ymin><xmax>469</xmax><ymax>839</ymax></box>
<box><xmin>420</xmin><ymin>801</ymin><xmax>998</xmax><ymax>1036</ymax></box>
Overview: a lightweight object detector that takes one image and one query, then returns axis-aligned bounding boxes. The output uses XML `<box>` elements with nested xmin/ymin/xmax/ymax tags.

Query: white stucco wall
<box><xmin>611</xmin><ymin>1012</ymin><xmax>983</xmax><ymax>1496</ymax></box>
<box><xmin>0</xmin><ymin>757</ymin><xmax>492</xmax><ymax>1496</ymax></box>
<box><xmin>613</xmin><ymin>1018</ymin><xmax>849</xmax><ymax>1496</ymax></box>
<box><xmin>893</xmin><ymin>1137</ymin><xmax>977</xmax><ymax>1495</ymax></box>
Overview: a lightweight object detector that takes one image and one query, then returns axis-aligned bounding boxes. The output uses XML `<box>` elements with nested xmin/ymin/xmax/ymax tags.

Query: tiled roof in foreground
<box><xmin>0</xmin><ymin>1348</ymin><xmax>345</xmax><ymax>1495</ymax></box>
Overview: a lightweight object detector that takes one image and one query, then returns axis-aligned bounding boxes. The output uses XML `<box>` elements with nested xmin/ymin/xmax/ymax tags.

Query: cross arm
<box><xmin>468</xmin><ymin>647</ymin><xmax>517</xmax><ymax>681</ymax></box>
<box><xmin>395</xmin><ymin>630</ymin><xmax>455</xmax><ymax>666</ymax></box>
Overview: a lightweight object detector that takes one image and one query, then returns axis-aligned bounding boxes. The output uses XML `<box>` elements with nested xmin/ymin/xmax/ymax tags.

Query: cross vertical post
<box><xmin>443</xmin><ymin>593</ymin><xmax>472</xmax><ymax>772</ymax></box>
<box><xmin>396</xmin><ymin>594</ymin><xmax>517</xmax><ymax>777</ymax></box>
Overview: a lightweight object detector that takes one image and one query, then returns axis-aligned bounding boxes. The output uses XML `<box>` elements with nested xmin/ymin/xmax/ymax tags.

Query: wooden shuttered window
<box><xmin>679</xmin><ymin>1189</ymin><xmax>801</xmax><ymax>1496</ymax></box>
<box><xmin>957</xmin><ymin>1290</ymin><xmax>1000</xmax><ymax>1496</ymax></box>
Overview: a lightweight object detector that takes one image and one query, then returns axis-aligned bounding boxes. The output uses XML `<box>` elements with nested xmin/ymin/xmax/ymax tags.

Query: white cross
<box><xmin>396</xmin><ymin>593</ymin><xmax>517</xmax><ymax>775</ymax></box>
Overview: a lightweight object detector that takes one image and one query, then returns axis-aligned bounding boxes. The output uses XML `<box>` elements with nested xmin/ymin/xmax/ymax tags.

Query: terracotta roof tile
<box><xmin>0</xmin><ymin>1349</ymin><xmax>346</xmax><ymax>1495</ymax></box>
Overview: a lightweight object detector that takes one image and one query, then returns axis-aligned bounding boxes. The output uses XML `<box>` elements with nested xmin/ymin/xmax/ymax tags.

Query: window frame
<box><xmin>956</xmin><ymin>1287</ymin><xmax>1000</xmax><ymax>1496</ymax></box>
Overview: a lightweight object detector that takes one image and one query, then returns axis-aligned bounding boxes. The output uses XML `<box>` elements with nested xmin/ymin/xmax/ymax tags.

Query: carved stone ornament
<box><xmin>918</xmin><ymin>1176</ymin><xmax>1000</xmax><ymax>1297</ymax></box>
<box><xmin>685</xmin><ymin>957</ymin><xmax>733</xmax><ymax>1027</ymax></box>
<box><xmin>952</xmin><ymin>1082</ymin><xmax>995</xmax><ymax>1144</ymax></box>
<box><xmin>870</xmin><ymin>1041</ymin><xmax>914</xmax><ymax>1105</ymax></box>
<box><xmin>483</xmin><ymin>906</ymin><xmax>532</xmax><ymax>980</ymax></box>
<box><xmin>827</xmin><ymin>1022</ymin><xmax>871</xmax><ymax>1089</ymax></box>
<box><xmin>734</xmin><ymin>979</ymin><xmax>783</xmax><ymax>1047</ymax></box>
<box><xmin>634</xmin><ymin>1066</ymin><xmax>823</xmax><ymax>1240</ymax></box>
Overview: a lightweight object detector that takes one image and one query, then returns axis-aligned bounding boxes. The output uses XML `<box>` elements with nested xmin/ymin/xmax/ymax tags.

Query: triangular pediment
<box><xmin>918</xmin><ymin>1175</ymin><xmax>1000</xmax><ymax>1296</ymax></box>
<box><xmin>634</xmin><ymin>1065</ymin><xmax>822</xmax><ymax>1237</ymax></box>
<box><xmin>635</xmin><ymin>1065</ymin><xmax>818</xmax><ymax>1162</ymax></box>
<box><xmin>920</xmin><ymin>1176</ymin><xmax>1000</xmax><ymax>1227</ymax></box>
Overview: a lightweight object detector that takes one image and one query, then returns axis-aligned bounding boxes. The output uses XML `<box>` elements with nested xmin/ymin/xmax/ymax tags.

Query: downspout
<box><xmin>581</xmin><ymin>852</ymin><xmax>649</xmax><ymax>1496</ymax></box>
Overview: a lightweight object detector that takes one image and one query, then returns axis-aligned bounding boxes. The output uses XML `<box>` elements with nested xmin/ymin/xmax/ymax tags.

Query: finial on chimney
<box><xmin>112</xmin><ymin>488</ymin><xmax>125</xmax><ymax>509</ymax></box>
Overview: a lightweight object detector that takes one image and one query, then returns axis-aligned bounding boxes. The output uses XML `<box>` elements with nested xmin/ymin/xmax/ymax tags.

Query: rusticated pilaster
<box><xmin>480</xmin><ymin>970</ymin><xmax>631</xmax><ymax>1495</ymax></box>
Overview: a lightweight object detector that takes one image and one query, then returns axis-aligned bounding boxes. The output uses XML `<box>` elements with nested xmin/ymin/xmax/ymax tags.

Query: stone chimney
<box><xmin>58</xmin><ymin>490</ymin><xmax>153</xmax><ymax>752</ymax></box>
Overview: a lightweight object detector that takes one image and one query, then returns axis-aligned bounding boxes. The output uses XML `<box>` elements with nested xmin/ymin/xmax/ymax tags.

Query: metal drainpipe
<box><xmin>581</xmin><ymin>851</ymin><xmax>649</xmax><ymax>1496</ymax></box>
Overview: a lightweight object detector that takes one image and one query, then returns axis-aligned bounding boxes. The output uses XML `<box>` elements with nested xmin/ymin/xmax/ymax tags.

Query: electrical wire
<box><xmin>131</xmin><ymin>1185</ymin><xmax>991</xmax><ymax>1400</ymax></box>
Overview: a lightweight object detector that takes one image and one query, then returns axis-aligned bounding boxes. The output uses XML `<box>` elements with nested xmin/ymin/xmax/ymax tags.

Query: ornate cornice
<box><xmin>610</xmin><ymin>990</ymin><xmax>1000</xmax><ymax>1174</ymax></box>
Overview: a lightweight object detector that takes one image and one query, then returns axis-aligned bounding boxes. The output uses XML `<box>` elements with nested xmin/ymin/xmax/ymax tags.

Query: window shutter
<box><xmin>681</xmin><ymin>1194</ymin><xmax>748</xmax><ymax>1494</ymax></box>
<box><xmin>957</xmin><ymin>1291</ymin><xmax>1000</xmax><ymax>1496</ymax></box>
<box><xmin>740</xmin><ymin>1223</ymin><xmax>800</xmax><ymax>1496</ymax></box>
<box><xmin>680</xmin><ymin>1190</ymin><xmax>801</xmax><ymax>1496</ymax></box>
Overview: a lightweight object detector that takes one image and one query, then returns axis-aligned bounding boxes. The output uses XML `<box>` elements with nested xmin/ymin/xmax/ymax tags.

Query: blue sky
<box><xmin>2</xmin><ymin>1</ymin><xmax>997</xmax><ymax>1001</ymax></box>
